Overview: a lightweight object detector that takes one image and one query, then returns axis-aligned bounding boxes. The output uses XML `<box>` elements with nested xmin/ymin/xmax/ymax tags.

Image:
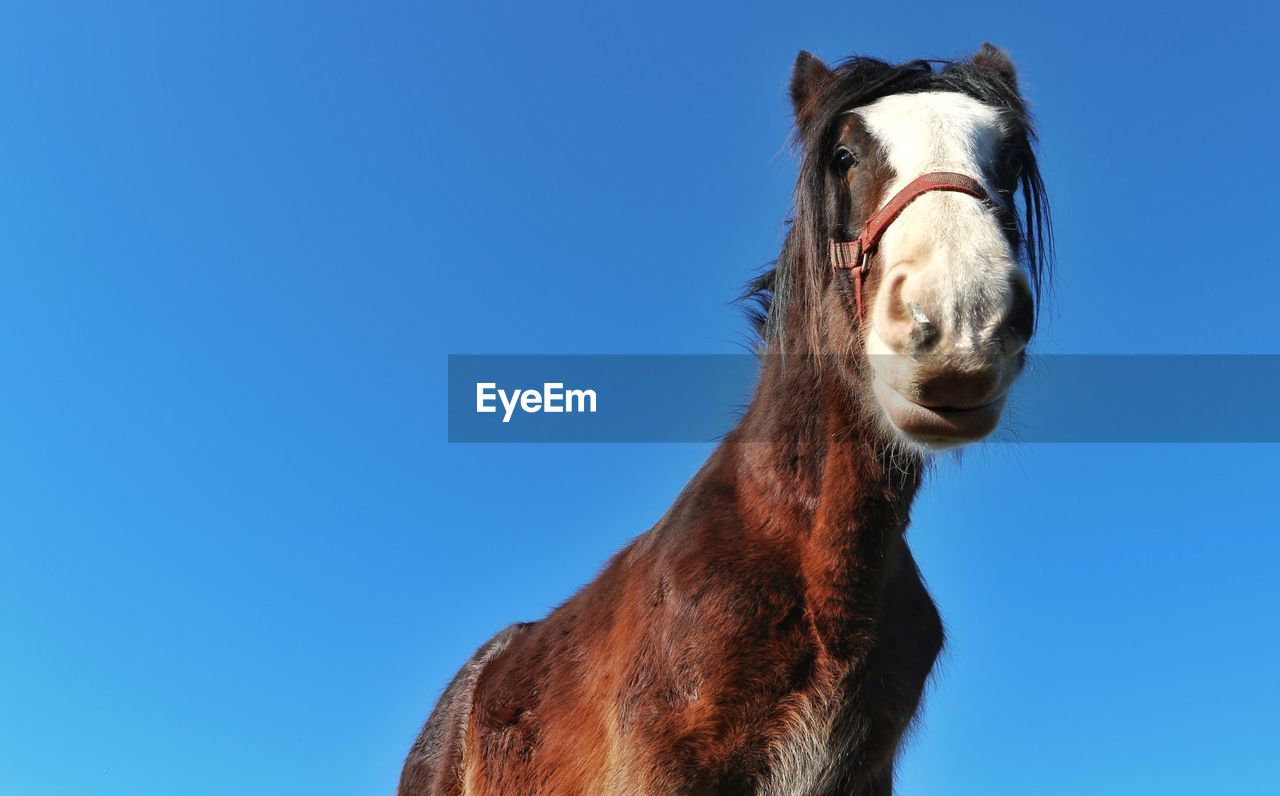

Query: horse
<box><xmin>401</xmin><ymin>43</ymin><xmax>1052</xmax><ymax>795</ymax></box>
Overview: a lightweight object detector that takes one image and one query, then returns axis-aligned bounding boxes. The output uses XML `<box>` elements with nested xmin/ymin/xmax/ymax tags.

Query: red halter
<box><xmin>830</xmin><ymin>171</ymin><xmax>992</xmax><ymax>322</ymax></box>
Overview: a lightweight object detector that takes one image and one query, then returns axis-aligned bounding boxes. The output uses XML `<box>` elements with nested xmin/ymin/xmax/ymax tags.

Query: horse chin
<box><xmin>870</xmin><ymin>373</ymin><xmax>1006</xmax><ymax>451</ymax></box>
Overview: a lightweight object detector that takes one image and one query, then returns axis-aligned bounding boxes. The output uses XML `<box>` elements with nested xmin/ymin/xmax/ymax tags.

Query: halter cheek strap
<box><xmin>830</xmin><ymin>171</ymin><xmax>992</xmax><ymax>322</ymax></box>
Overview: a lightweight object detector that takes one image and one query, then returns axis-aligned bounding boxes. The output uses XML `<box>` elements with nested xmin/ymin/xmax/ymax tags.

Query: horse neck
<box><xmin>730</xmin><ymin>349</ymin><xmax>923</xmax><ymax>518</ymax></box>
<box><xmin>714</xmin><ymin>350</ymin><xmax>924</xmax><ymax>660</ymax></box>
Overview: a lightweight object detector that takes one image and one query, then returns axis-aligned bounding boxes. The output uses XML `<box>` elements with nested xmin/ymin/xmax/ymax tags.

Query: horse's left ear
<box><xmin>973</xmin><ymin>42</ymin><xmax>1018</xmax><ymax>88</ymax></box>
<box><xmin>790</xmin><ymin>50</ymin><xmax>833</xmax><ymax>128</ymax></box>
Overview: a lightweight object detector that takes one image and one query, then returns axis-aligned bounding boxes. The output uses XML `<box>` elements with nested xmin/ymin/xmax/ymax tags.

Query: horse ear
<box><xmin>790</xmin><ymin>50</ymin><xmax>833</xmax><ymax>127</ymax></box>
<box><xmin>973</xmin><ymin>42</ymin><xmax>1018</xmax><ymax>88</ymax></box>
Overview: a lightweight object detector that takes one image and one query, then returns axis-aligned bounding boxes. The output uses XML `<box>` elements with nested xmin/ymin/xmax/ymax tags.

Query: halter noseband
<box><xmin>830</xmin><ymin>171</ymin><xmax>992</xmax><ymax>322</ymax></box>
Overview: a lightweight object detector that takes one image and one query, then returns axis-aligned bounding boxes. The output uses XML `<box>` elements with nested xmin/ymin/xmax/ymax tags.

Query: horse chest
<box><xmin>762</xmin><ymin>556</ymin><xmax>944</xmax><ymax>794</ymax></box>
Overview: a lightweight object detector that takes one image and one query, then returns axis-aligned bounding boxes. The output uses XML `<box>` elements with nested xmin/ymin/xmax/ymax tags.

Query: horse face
<box><xmin>783</xmin><ymin>46</ymin><xmax>1047</xmax><ymax>450</ymax></box>
<box><xmin>846</xmin><ymin>90</ymin><xmax>1033</xmax><ymax>449</ymax></box>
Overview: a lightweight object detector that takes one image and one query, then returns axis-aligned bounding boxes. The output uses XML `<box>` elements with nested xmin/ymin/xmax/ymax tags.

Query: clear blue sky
<box><xmin>2</xmin><ymin>2</ymin><xmax>1278</xmax><ymax>794</ymax></box>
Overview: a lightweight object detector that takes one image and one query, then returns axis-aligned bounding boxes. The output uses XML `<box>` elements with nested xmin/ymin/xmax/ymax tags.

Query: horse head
<box><xmin>755</xmin><ymin>44</ymin><xmax>1052</xmax><ymax>450</ymax></box>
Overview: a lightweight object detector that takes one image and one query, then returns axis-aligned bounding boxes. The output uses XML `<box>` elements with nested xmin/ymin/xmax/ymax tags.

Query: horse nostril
<box><xmin>906</xmin><ymin>302</ymin><xmax>940</xmax><ymax>355</ymax></box>
<box><xmin>1003</xmin><ymin>279</ymin><xmax>1035</xmax><ymax>347</ymax></box>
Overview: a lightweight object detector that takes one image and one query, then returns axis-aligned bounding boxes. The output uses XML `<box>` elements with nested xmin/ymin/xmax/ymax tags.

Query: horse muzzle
<box><xmin>870</xmin><ymin>363</ymin><xmax>1012</xmax><ymax>446</ymax></box>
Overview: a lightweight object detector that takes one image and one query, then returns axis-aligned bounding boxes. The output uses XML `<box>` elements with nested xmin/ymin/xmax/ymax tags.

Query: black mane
<box><xmin>743</xmin><ymin>54</ymin><xmax>1053</xmax><ymax>347</ymax></box>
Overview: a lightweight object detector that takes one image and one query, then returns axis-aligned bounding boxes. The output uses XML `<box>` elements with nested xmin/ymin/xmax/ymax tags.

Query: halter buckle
<box><xmin>829</xmin><ymin>239</ymin><xmax>864</xmax><ymax>272</ymax></box>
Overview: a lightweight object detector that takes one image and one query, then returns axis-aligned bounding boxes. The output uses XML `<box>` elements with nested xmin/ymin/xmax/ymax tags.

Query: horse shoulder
<box><xmin>397</xmin><ymin>622</ymin><xmax>533</xmax><ymax>796</ymax></box>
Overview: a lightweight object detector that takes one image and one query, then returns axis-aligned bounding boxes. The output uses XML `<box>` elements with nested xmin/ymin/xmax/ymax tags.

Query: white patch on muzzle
<box><xmin>857</xmin><ymin>91</ymin><xmax>1022</xmax><ymax>357</ymax></box>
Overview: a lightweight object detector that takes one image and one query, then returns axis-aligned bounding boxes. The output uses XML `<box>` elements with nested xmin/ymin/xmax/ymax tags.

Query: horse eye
<box><xmin>1002</xmin><ymin>149</ymin><xmax>1024</xmax><ymax>181</ymax></box>
<box><xmin>834</xmin><ymin>149</ymin><xmax>859</xmax><ymax>173</ymax></box>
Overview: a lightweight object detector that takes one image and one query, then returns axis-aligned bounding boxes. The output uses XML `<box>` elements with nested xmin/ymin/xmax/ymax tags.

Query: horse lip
<box><xmin>922</xmin><ymin>400</ymin><xmax>1002</xmax><ymax>415</ymax></box>
<box><xmin>871</xmin><ymin>374</ymin><xmax>1007</xmax><ymax>443</ymax></box>
<box><xmin>877</xmin><ymin>374</ymin><xmax>1005</xmax><ymax>414</ymax></box>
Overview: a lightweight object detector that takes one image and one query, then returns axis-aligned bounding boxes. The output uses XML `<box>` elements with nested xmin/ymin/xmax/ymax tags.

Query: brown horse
<box><xmin>402</xmin><ymin>44</ymin><xmax>1052</xmax><ymax>795</ymax></box>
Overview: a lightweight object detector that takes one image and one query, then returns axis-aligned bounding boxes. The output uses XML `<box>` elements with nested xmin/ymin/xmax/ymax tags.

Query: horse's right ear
<box><xmin>790</xmin><ymin>50</ymin><xmax>832</xmax><ymax>128</ymax></box>
<box><xmin>973</xmin><ymin>43</ymin><xmax>1018</xmax><ymax>89</ymax></box>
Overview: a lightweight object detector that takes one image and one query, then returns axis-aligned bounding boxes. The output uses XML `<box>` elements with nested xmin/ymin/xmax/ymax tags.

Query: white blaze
<box><xmin>857</xmin><ymin>91</ymin><xmax>1022</xmax><ymax>352</ymax></box>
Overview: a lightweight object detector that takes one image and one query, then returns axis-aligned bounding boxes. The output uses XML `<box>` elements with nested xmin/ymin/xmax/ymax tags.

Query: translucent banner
<box><xmin>447</xmin><ymin>355</ymin><xmax>1280</xmax><ymax>443</ymax></box>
